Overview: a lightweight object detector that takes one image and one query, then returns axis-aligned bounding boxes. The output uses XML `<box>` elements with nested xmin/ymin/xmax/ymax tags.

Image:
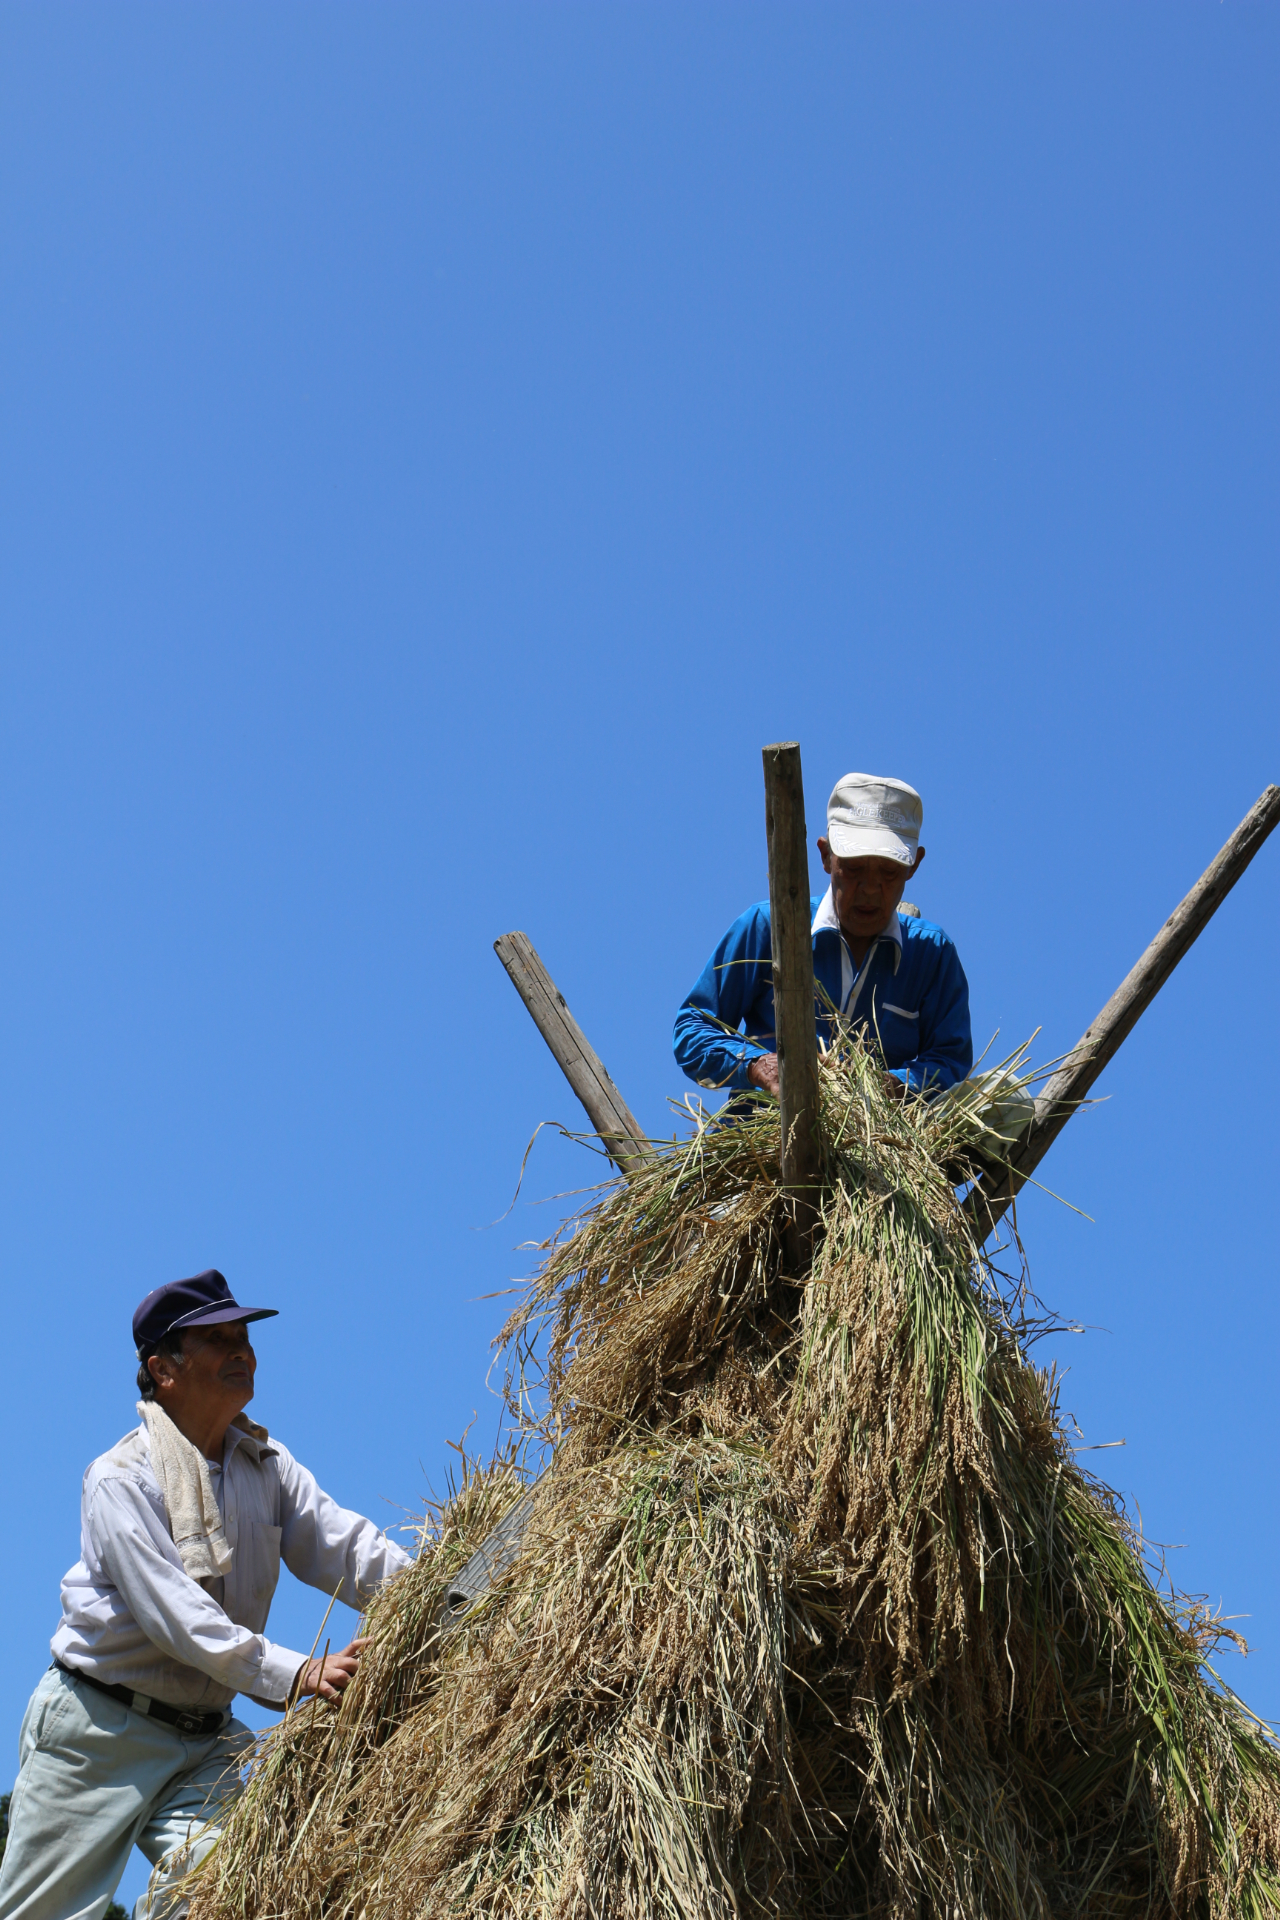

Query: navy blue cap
<box><xmin>132</xmin><ymin>1270</ymin><xmax>278</xmax><ymax>1353</ymax></box>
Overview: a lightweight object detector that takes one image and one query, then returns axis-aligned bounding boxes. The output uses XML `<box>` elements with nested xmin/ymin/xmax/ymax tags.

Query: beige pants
<box><xmin>0</xmin><ymin>1667</ymin><xmax>253</xmax><ymax>1920</ymax></box>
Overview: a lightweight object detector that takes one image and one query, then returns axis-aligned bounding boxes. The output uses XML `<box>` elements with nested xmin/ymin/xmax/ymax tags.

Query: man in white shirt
<box><xmin>0</xmin><ymin>1269</ymin><xmax>412</xmax><ymax>1920</ymax></box>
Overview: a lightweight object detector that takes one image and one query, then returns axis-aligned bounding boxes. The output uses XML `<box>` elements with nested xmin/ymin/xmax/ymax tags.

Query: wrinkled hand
<box><xmin>295</xmin><ymin>1637</ymin><xmax>371</xmax><ymax>1702</ymax></box>
<box><xmin>747</xmin><ymin>1054</ymin><xmax>780</xmax><ymax>1097</ymax></box>
<box><xmin>882</xmin><ymin>1073</ymin><xmax>909</xmax><ymax>1103</ymax></box>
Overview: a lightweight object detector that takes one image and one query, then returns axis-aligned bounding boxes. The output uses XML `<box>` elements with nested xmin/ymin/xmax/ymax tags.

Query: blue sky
<box><xmin>2</xmin><ymin>5</ymin><xmax>1277</xmax><ymax>1906</ymax></box>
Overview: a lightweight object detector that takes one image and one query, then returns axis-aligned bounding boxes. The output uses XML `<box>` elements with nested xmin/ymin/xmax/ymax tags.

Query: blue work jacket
<box><xmin>673</xmin><ymin>889</ymin><xmax>973</xmax><ymax>1095</ymax></box>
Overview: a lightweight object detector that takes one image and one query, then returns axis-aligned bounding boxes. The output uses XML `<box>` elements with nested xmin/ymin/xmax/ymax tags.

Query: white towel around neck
<box><xmin>138</xmin><ymin>1399</ymin><xmax>234</xmax><ymax>1582</ymax></box>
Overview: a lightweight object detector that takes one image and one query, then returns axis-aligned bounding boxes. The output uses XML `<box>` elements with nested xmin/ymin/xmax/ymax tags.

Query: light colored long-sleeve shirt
<box><xmin>50</xmin><ymin>1416</ymin><xmax>412</xmax><ymax>1712</ymax></box>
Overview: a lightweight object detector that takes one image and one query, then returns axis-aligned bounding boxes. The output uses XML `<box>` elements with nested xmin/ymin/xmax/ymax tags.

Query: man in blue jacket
<box><xmin>674</xmin><ymin>771</ymin><xmax>972</xmax><ymax>1100</ymax></box>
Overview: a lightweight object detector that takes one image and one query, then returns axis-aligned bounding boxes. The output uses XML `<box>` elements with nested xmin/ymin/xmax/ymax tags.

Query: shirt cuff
<box><xmin>690</xmin><ymin>1041</ymin><xmax>770</xmax><ymax>1094</ymax></box>
<box><xmin>254</xmin><ymin>1640</ymin><xmax>309</xmax><ymax>1710</ymax></box>
<box><xmin>730</xmin><ymin>1041</ymin><xmax>771</xmax><ymax>1091</ymax></box>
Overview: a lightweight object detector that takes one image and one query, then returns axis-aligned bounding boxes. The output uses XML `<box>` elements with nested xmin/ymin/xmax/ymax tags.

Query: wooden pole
<box><xmin>494</xmin><ymin>931</ymin><xmax>653</xmax><ymax>1178</ymax></box>
<box><xmin>762</xmin><ymin>742</ymin><xmax>823</xmax><ymax>1260</ymax></box>
<box><xmin>466</xmin><ymin>935</ymin><xmax>648</xmax><ymax>1615</ymax></box>
<box><xmin>965</xmin><ymin>783</ymin><xmax>1280</xmax><ymax>1242</ymax></box>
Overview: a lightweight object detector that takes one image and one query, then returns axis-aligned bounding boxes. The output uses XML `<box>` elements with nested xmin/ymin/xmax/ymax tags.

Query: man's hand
<box><xmin>295</xmin><ymin>1636</ymin><xmax>371</xmax><ymax>1703</ymax></box>
<box><xmin>747</xmin><ymin>1054</ymin><xmax>780</xmax><ymax>1097</ymax></box>
<box><xmin>751</xmin><ymin>1056</ymin><xmax>908</xmax><ymax>1103</ymax></box>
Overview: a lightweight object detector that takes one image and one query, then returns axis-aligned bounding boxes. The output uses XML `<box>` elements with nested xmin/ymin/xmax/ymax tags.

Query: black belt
<box><xmin>52</xmin><ymin>1660</ymin><xmax>227</xmax><ymax>1739</ymax></box>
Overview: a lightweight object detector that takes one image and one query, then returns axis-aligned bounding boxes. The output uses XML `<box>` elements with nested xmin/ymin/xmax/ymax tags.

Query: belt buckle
<box><xmin>174</xmin><ymin>1709</ymin><xmax>207</xmax><ymax>1737</ymax></box>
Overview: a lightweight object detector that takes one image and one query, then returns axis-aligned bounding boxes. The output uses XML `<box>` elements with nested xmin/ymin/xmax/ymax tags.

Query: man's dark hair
<box><xmin>136</xmin><ymin>1328</ymin><xmax>186</xmax><ymax>1401</ymax></box>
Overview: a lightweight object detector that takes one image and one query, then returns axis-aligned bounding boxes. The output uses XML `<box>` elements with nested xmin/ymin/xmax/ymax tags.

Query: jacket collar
<box><xmin>811</xmin><ymin>886</ymin><xmax>903</xmax><ymax>974</ymax></box>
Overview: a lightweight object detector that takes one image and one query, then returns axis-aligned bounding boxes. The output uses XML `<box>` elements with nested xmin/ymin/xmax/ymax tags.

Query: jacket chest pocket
<box><xmin>245</xmin><ymin>1522</ymin><xmax>283</xmax><ymax>1606</ymax></box>
<box><xmin>876</xmin><ymin>1002</ymin><xmax>921</xmax><ymax>1065</ymax></box>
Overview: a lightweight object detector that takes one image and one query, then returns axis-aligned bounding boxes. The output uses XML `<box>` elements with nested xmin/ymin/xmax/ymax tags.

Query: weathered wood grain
<box><xmin>763</xmin><ymin>741</ymin><xmax>823</xmax><ymax>1261</ymax></box>
<box><xmin>964</xmin><ymin>783</ymin><xmax>1280</xmax><ymax>1242</ymax></box>
<box><xmin>494</xmin><ymin>930</ymin><xmax>653</xmax><ymax>1177</ymax></box>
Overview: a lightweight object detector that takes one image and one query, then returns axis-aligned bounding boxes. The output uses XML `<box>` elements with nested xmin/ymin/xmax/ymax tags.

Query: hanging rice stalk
<box><xmin>187</xmin><ymin>1040</ymin><xmax>1280</xmax><ymax>1920</ymax></box>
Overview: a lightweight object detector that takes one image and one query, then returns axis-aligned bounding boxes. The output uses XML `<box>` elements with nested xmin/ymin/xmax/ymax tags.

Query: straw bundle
<box><xmin>189</xmin><ymin>1042</ymin><xmax>1280</xmax><ymax>1920</ymax></box>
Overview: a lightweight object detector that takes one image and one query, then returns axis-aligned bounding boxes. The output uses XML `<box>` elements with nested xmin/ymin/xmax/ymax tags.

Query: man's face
<box><xmin>817</xmin><ymin>838</ymin><xmax>925</xmax><ymax>944</ymax></box>
<box><xmin>151</xmin><ymin>1319</ymin><xmax>257</xmax><ymax>1422</ymax></box>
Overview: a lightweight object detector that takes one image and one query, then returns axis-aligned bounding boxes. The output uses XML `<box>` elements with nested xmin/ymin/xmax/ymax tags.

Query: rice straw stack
<box><xmin>188</xmin><ymin>1041</ymin><xmax>1280</xmax><ymax>1920</ymax></box>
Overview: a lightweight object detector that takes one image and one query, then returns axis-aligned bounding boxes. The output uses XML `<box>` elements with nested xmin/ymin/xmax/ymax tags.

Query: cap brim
<box><xmin>172</xmin><ymin>1304</ymin><xmax>279</xmax><ymax>1332</ymax></box>
<box><xmin>826</xmin><ymin>822</ymin><xmax>917</xmax><ymax>864</ymax></box>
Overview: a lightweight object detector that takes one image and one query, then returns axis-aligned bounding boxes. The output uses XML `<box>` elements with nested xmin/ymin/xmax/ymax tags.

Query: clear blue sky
<box><xmin>2</xmin><ymin>6</ymin><xmax>1277</xmax><ymax>1906</ymax></box>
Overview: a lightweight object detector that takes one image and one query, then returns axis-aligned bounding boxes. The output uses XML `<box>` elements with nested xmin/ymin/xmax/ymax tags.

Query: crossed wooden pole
<box><xmin>447</xmin><ymin>755</ymin><xmax>1277</xmax><ymax>1622</ymax></box>
<box><xmin>498</xmin><ymin>747</ymin><xmax>1280</xmax><ymax>1249</ymax></box>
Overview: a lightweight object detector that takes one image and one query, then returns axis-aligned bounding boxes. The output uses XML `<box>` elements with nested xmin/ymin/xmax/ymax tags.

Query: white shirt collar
<box><xmin>811</xmin><ymin>884</ymin><xmax>903</xmax><ymax>1012</ymax></box>
<box><xmin>136</xmin><ymin>1414</ymin><xmax>276</xmax><ymax>1470</ymax></box>
<box><xmin>811</xmin><ymin>885</ymin><xmax>904</xmax><ymax>954</ymax></box>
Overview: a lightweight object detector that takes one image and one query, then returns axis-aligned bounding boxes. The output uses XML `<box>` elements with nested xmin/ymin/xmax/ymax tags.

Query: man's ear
<box><xmin>910</xmin><ymin>847</ymin><xmax>926</xmax><ymax>878</ymax></box>
<box><xmin>148</xmin><ymin>1351</ymin><xmax>176</xmax><ymax>1394</ymax></box>
<box><xmin>816</xmin><ymin>836</ymin><xmax>834</xmax><ymax>875</ymax></box>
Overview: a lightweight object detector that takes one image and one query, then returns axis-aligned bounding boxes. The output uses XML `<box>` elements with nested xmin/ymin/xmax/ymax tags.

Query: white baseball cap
<box><xmin>825</xmin><ymin>772</ymin><xmax>922</xmax><ymax>865</ymax></box>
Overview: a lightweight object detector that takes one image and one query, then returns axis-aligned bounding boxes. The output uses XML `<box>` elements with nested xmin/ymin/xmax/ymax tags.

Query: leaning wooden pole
<box><xmin>458</xmin><ymin>937</ymin><xmax>651</xmax><ymax>1616</ymax></box>
<box><xmin>762</xmin><ymin>742</ymin><xmax>823</xmax><ymax>1263</ymax></box>
<box><xmin>966</xmin><ymin>782</ymin><xmax>1280</xmax><ymax>1243</ymax></box>
<box><xmin>494</xmin><ymin>931</ymin><xmax>653</xmax><ymax>1177</ymax></box>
